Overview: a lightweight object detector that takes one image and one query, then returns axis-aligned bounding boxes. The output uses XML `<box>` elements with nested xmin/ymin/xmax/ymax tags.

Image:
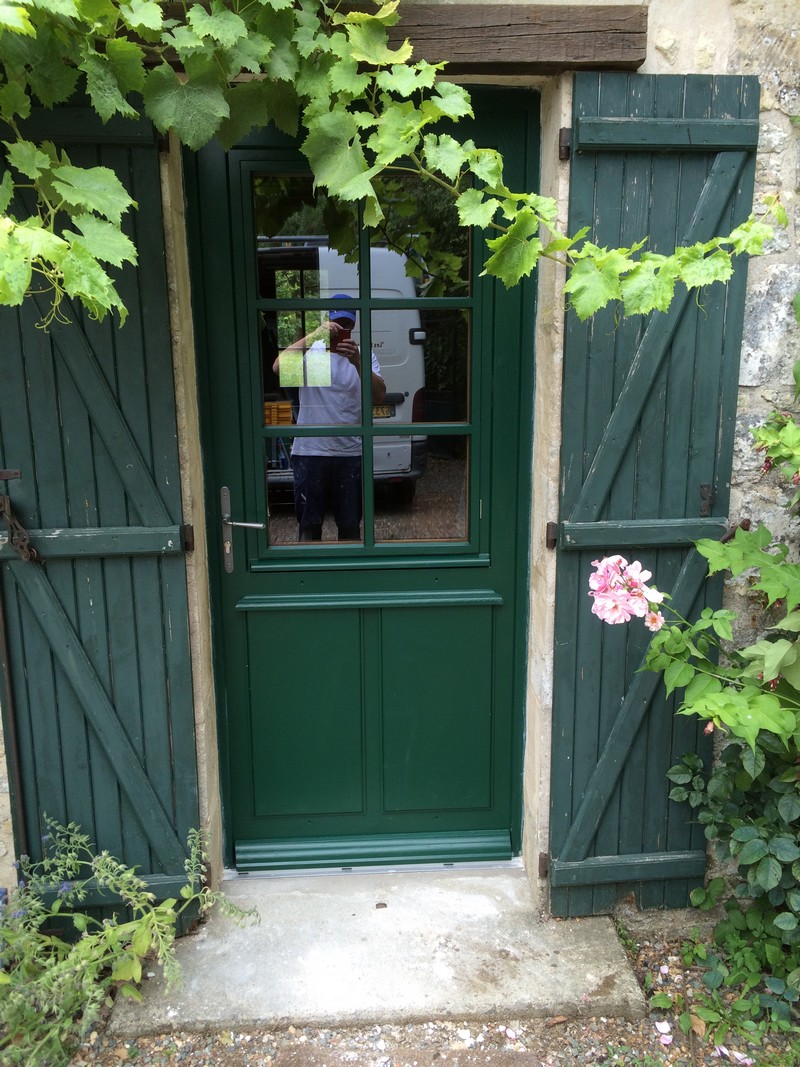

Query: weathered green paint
<box><xmin>0</xmin><ymin>109</ymin><xmax>199</xmax><ymax>888</ymax></box>
<box><xmin>550</xmin><ymin>73</ymin><xmax>759</xmax><ymax>917</ymax></box>
<box><xmin>187</xmin><ymin>90</ymin><xmax>538</xmax><ymax>870</ymax></box>
<box><xmin>574</xmin><ymin>117</ymin><xmax>760</xmax><ymax>151</ymax></box>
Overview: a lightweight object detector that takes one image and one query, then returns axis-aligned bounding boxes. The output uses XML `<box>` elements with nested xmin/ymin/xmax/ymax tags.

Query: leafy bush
<box><xmin>0</xmin><ymin>817</ymin><xmax>257</xmax><ymax>1066</ymax></box>
<box><xmin>592</xmin><ymin>294</ymin><xmax>800</xmax><ymax>1038</ymax></box>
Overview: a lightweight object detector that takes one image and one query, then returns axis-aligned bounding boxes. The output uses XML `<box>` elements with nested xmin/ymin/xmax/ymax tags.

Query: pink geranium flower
<box><xmin>645</xmin><ymin>610</ymin><xmax>665</xmax><ymax>632</ymax></box>
<box><xmin>589</xmin><ymin>556</ymin><xmax>665</xmax><ymax>630</ymax></box>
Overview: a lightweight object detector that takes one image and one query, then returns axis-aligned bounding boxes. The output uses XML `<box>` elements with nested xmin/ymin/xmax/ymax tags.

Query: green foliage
<box><xmin>0</xmin><ymin>0</ymin><xmax>787</xmax><ymax>324</ymax></box>
<box><xmin>0</xmin><ymin>817</ymin><xmax>258</xmax><ymax>1066</ymax></box>
<box><xmin>635</xmin><ymin>294</ymin><xmax>800</xmax><ymax>1041</ymax></box>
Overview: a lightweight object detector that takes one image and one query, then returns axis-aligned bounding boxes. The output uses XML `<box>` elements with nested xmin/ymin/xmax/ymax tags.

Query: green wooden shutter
<box><xmin>0</xmin><ymin>109</ymin><xmax>199</xmax><ymax>893</ymax></box>
<box><xmin>550</xmin><ymin>73</ymin><xmax>759</xmax><ymax>917</ymax></box>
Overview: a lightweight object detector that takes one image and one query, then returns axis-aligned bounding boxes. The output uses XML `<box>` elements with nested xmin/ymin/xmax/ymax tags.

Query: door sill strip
<box><xmin>224</xmin><ymin>857</ymin><xmax>524</xmax><ymax>880</ymax></box>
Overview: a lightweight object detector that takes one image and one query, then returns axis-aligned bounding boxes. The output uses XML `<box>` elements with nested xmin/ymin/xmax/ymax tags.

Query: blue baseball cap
<box><xmin>329</xmin><ymin>295</ymin><xmax>357</xmax><ymax>325</ymax></box>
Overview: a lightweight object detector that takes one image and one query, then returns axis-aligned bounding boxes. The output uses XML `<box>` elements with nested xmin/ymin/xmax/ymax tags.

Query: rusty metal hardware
<box><xmin>0</xmin><ymin>470</ymin><xmax>21</xmax><ymax>481</ymax></box>
<box><xmin>0</xmin><ymin>494</ymin><xmax>38</xmax><ymax>562</ymax></box>
<box><xmin>720</xmin><ymin>518</ymin><xmax>751</xmax><ymax>544</ymax></box>
<box><xmin>699</xmin><ymin>483</ymin><xmax>716</xmax><ymax>517</ymax></box>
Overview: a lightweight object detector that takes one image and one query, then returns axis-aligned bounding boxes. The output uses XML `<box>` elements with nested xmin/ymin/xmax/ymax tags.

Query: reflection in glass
<box><xmin>371</xmin><ymin>174</ymin><xmax>470</xmax><ymax>298</ymax></box>
<box><xmin>370</xmin><ymin>308</ymin><xmax>470</xmax><ymax>429</ymax></box>
<box><xmin>253</xmin><ymin>174</ymin><xmax>468</xmax><ymax>302</ymax></box>
<box><xmin>374</xmin><ymin>437</ymin><xmax>469</xmax><ymax>543</ymax></box>
<box><xmin>265</xmin><ymin>441</ymin><xmax>364</xmax><ymax>546</ymax></box>
<box><xmin>254</xmin><ymin>175</ymin><xmax>360</xmax><ymax>299</ymax></box>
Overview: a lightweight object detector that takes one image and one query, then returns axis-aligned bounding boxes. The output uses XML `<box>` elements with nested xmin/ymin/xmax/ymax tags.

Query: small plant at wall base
<box><xmin>0</xmin><ymin>817</ymin><xmax>258</xmax><ymax>1067</ymax></box>
<box><xmin>588</xmin><ymin>296</ymin><xmax>800</xmax><ymax>1042</ymax></box>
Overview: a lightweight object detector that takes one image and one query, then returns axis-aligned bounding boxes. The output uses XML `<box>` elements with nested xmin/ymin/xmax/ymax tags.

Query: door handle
<box><xmin>220</xmin><ymin>486</ymin><xmax>265</xmax><ymax>573</ymax></box>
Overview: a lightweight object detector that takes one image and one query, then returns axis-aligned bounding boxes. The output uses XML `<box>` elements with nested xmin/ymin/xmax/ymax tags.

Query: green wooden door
<box><xmin>0</xmin><ymin>108</ymin><xmax>199</xmax><ymax>890</ymax></box>
<box><xmin>187</xmin><ymin>90</ymin><xmax>537</xmax><ymax>870</ymax></box>
<box><xmin>550</xmin><ymin>73</ymin><xmax>759</xmax><ymax>916</ymax></box>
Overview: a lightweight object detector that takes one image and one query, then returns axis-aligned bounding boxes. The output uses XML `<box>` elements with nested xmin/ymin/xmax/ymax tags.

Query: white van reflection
<box><xmin>259</xmin><ymin>238</ymin><xmax>427</xmax><ymax>504</ymax></box>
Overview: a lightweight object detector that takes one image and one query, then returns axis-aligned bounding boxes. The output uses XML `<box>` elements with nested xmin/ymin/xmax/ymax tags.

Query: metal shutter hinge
<box><xmin>538</xmin><ymin>852</ymin><xmax>549</xmax><ymax>878</ymax></box>
<box><xmin>546</xmin><ymin>521</ymin><xmax>558</xmax><ymax>549</ymax></box>
<box><xmin>559</xmin><ymin>128</ymin><xmax>571</xmax><ymax>161</ymax></box>
<box><xmin>182</xmin><ymin>524</ymin><xmax>195</xmax><ymax>552</ymax></box>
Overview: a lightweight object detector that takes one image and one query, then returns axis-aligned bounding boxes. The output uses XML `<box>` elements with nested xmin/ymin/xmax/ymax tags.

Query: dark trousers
<box><xmin>292</xmin><ymin>454</ymin><xmax>362</xmax><ymax>540</ymax></box>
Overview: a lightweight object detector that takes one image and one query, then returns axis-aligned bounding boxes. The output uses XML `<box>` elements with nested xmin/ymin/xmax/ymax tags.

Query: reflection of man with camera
<box><xmin>274</xmin><ymin>297</ymin><xmax>386</xmax><ymax>541</ymax></box>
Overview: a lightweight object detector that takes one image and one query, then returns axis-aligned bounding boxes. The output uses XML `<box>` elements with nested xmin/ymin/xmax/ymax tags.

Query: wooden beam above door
<box><xmin>386</xmin><ymin>4</ymin><xmax>648</xmax><ymax>75</ymax></box>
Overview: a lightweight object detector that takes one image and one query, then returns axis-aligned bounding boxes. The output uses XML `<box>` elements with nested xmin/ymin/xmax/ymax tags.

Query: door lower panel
<box><xmin>235</xmin><ymin>830</ymin><xmax>512</xmax><ymax>870</ymax></box>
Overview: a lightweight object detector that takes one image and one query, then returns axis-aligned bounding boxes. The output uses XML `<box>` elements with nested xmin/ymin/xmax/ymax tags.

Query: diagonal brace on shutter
<box><xmin>568</xmin><ymin>150</ymin><xmax>751</xmax><ymax>526</ymax></box>
<box><xmin>6</xmin><ymin>561</ymin><xmax>189</xmax><ymax>872</ymax></box>
<box><xmin>551</xmin><ymin>547</ymin><xmax>710</xmax><ymax>871</ymax></box>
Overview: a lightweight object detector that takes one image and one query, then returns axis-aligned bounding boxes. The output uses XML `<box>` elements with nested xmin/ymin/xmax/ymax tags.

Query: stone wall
<box><xmin>647</xmin><ymin>0</ymin><xmax>800</xmax><ymax>640</ymax></box>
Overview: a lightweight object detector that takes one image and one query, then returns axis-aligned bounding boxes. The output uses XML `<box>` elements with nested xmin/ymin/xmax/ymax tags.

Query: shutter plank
<box><xmin>569</xmin><ymin>150</ymin><xmax>751</xmax><ymax>525</ymax></box>
<box><xmin>31</xmin><ymin>293</ymin><xmax>173</xmax><ymax>528</ymax></box>
<box><xmin>551</xmin><ymin>74</ymin><xmax>759</xmax><ymax>915</ymax></box>
<box><xmin>7</xmin><ymin>562</ymin><xmax>187</xmax><ymax>871</ymax></box>
<box><xmin>554</xmin><ymin>548</ymin><xmax>709</xmax><ymax>867</ymax></box>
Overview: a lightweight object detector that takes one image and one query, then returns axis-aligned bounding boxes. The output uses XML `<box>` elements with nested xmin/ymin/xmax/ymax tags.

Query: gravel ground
<box><xmin>68</xmin><ymin>936</ymin><xmax>800</xmax><ymax>1067</ymax></box>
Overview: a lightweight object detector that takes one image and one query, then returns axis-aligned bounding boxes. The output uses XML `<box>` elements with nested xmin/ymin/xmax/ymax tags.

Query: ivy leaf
<box><xmin>105</xmin><ymin>37</ymin><xmax>146</xmax><ymax>96</ymax></box>
<box><xmin>328</xmin><ymin>46</ymin><xmax>371</xmax><ymax>96</ymax></box>
<box><xmin>467</xmin><ymin>147</ymin><xmax>504</xmax><ymax>188</ymax></box>
<box><xmin>0</xmin><ymin>78</ymin><xmax>31</xmax><ymax>123</ymax></box>
<box><xmin>302</xmin><ymin>109</ymin><xmax>372</xmax><ymax>202</ymax></box>
<box><xmin>346</xmin><ymin>19</ymin><xmax>412</xmax><ymax>65</ymax></box>
<box><xmin>188</xmin><ymin>1</ymin><xmax>247</xmax><ymax>49</ymax></box>
<box><xmin>61</xmin><ymin>242</ymin><xmax>126</xmax><ymax>323</ymax></box>
<box><xmin>51</xmin><ymin>164</ymin><xmax>135</xmax><ymax>223</ymax></box>
<box><xmin>0</xmin><ymin>170</ymin><xmax>13</xmax><ymax>213</ymax></box>
<box><xmin>422</xmin><ymin>134</ymin><xmax>467</xmax><ymax>181</ymax></box>
<box><xmin>455</xmin><ymin>188</ymin><xmax>500</xmax><ymax>229</ymax></box>
<box><xmin>10</xmin><ymin>218</ymin><xmax>68</xmax><ymax>259</ymax></box>
<box><xmin>224</xmin><ymin>33</ymin><xmax>273</xmax><ymax>76</ymax></box>
<box><xmin>0</xmin><ymin>230</ymin><xmax>33</xmax><ymax>304</ymax></box>
<box><xmin>63</xmin><ymin>214</ymin><xmax>137</xmax><ymax>267</ymax></box>
<box><xmin>118</xmin><ymin>0</ymin><xmax>162</xmax><ymax>33</ymax></box>
<box><xmin>79</xmin><ymin>52</ymin><xmax>138</xmax><ymax>122</ymax></box>
<box><xmin>18</xmin><ymin>27</ymin><xmax>80</xmax><ymax>106</ymax></box>
<box><xmin>263</xmin><ymin>33</ymin><xmax>299</xmax><ymax>83</ymax></box>
<box><xmin>36</xmin><ymin>0</ymin><xmax>80</xmax><ymax>16</ymax></box>
<box><xmin>142</xmin><ymin>64</ymin><xmax>229</xmax><ymax>150</ymax></box>
<box><xmin>4</xmin><ymin>139</ymin><xmax>51</xmax><ymax>179</ymax></box>
<box><xmin>482</xmin><ymin>209</ymin><xmax>543</xmax><ymax>287</ymax></box>
<box><xmin>680</xmin><ymin>247</ymin><xmax>734</xmax><ymax>289</ymax></box>
<box><xmin>375</xmin><ymin>64</ymin><xmax>416</xmax><ymax>98</ymax></box>
<box><xmin>163</xmin><ymin>23</ymin><xmax>210</xmax><ymax>63</ymax></box>
<box><xmin>620</xmin><ymin>260</ymin><xmax>677</xmax><ymax>315</ymax></box>
<box><xmin>728</xmin><ymin>216</ymin><xmax>775</xmax><ymax>256</ymax></box>
<box><xmin>563</xmin><ymin>256</ymin><xmax>622</xmax><ymax>321</ymax></box>
<box><xmin>216</xmin><ymin>80</ymin><xmax>272</xmax><ymax>150</ymax></box>
<box><xmin>430</xmin><ymin>81</ymin><xmax>473</xmax><ymax>120</ymax></box>
<box><xmin>367</xmin><ymin>104</ymin><xmax>424</xmax><ymax>167</ymax></box>
<box><xmin>0</xmin><ymin>0</ymin><xmax>35</xmax><ymax>35</ymax></box>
